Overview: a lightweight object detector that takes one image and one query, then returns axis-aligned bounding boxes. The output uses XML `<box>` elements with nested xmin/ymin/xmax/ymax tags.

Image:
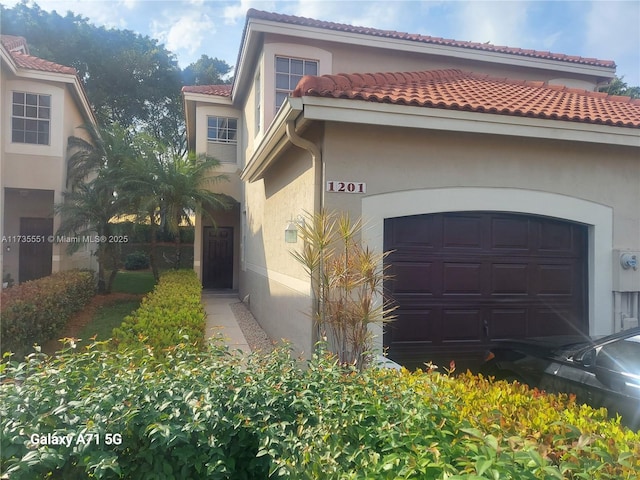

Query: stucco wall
<box><xmin>240</xmin><ymin>137</ymin><xmax>319</xmax><ymax>356</ymax></box>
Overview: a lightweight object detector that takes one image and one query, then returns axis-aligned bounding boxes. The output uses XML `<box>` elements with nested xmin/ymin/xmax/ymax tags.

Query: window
<box><xmin>207</xmin><ymin>116</ymin><xmax>237</xmax><ymax>144</ymax></box>
<box><xmin>598</xmin><ymin>334</ymin><xmax>640</xmax><ymax>375</ymax></box>
<box><xmin>12</xmin><ymin>92</ymin><xmax>51</xmax><ymax>145</ymax></box>
<box><xmin>275</xmin><ymin>56</ymin><xmax>318</xmax><ymax>111</ymax></box>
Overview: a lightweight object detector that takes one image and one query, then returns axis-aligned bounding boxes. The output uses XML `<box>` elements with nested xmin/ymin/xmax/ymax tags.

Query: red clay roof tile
<box><xmin>8</xmin><ymin>51</ymin><xmax>77</xmax><ymax>75</ymax></box>
<box><xmin>247</xmin><ymin>9</ymin><xmax>616</xmax><ymax>69</ymax></box>
<box><xmin>293</xmin><ymin>69</ymin><xmax>640</xmax><ymax>128</ymax></box>
<box><xmin>1</xmin><ymin>35</ymin><xmax>29</xmax><ymax>54</ymax></box>
<box><xmin>181</xmin><ymin>84</ymin><xmax>232</xmax><ymax>97</ymax></box>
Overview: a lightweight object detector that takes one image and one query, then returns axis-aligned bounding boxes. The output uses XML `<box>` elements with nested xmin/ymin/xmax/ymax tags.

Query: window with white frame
<box><xmin>207</xmin><ymin>116</ymin><xmax>237</xmax><ymax>144</ymax></box>
<box><xmin>12</xmin><ymin>91</ymin><xmax>51</xmax><ymax>145</ymax></box>
<box><xmin>275</xmin><ymin>56</ymin><xmax>318</xmax><ymax>111</ymax></box>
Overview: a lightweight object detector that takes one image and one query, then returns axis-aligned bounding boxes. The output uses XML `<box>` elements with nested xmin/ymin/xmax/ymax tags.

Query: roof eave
<box><xmin>297</xmin><ymin>96</ymin><xmax>639</xmax><ymax>148</ymax></box>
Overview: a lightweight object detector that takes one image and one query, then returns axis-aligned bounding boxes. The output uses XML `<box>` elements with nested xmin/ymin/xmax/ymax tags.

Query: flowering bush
<box><xmin>0</xmin><ymin>270</ymin><xmax>95</xmax><ymax>359</ymax></box>
<box><xmin>1</xmin><ymin>341</ymin><xmax>638</xmax><ymax>479</ymax></box>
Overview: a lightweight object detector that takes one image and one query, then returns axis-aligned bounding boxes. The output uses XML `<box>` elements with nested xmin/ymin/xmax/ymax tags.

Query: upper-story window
<box><xmin>12</xmin><ymin>91</ymin><xmax>51</xmax><ymax>145</ymax></box>
<box><xmin>207</xmin><ymin>116</ymin><xmax>237</xmax><ymax>144</ymax></box>
<box><xmin>275</xmin><ymin>56</ymin><xmax>318</xmax><ymax>111</ymax></box>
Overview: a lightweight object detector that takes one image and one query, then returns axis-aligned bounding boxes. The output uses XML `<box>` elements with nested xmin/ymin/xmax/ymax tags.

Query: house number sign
<box><xmin>326</xmin><ymin>180</ymin><xmax>366</xmax><ymax>194</ymax></box>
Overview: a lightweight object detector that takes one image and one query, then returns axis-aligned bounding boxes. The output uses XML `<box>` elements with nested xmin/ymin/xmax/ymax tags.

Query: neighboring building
<box><xmin>1</xmin><ymin>35</ymin><xmax>97</xmax><ymax>285</ymax></box>
<box><xmin>183</xmin><ymin>10</ymin><xmax>640</xmax><ymax>369</ymax></box>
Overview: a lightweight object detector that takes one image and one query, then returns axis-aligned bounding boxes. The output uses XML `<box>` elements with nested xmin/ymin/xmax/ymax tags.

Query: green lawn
<box><xmin>77</xmin><ymin>300</ymin><xmax>141</xmax><ymax>345</ymax></box>
<box><xmin>112</xmin><ymin>270</ymin><xmax>156</xmax><ymax>294</ymax></box>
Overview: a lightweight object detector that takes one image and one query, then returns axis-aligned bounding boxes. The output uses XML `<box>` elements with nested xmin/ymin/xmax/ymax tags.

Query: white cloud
<box><xmin>223</xmin><ymin>0</ymin><xmax>276</xmax><ymax>25</ymax></box>
<box><xmin>151</xmin><ymin>10</ymin><xmax>216</xmax><ymax>57</ymax></box>
<box><xmin>451</xmin><ymin>1</ymin><xmax>531</xmax><ymax>47</ymax></box>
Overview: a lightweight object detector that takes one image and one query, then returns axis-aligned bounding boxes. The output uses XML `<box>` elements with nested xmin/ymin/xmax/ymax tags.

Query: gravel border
<box><xmin>229</xmin><ymin>301</ymin><xmax>276</xmax><ymax>354</ymax></box>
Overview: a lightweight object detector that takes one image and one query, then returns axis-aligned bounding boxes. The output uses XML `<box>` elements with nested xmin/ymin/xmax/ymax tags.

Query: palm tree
<box><xmin>58</xmin><ymin>122</ymin><xmax>135</xmax><ymax>292</ymax></box>
<box><xmin>55</xmin><ymin>178</ymin><xmax>126</xmax><ymax>293</ymax></box>
<box><xmin>120</xmin><ymin>143</ymin><xmax>232</xmax><ymax>278</ymax></box>
<box><xmin>155</xmin><ymin>152</ymin><xmax>233</xmax><ymax>270</ymax></box>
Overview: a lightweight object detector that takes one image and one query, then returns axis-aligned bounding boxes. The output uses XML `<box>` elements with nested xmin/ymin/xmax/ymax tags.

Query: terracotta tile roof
<box><xmin>247</xmin><ymin>9</ymin><xmax>616</xmax><ymax>69</ymax></box>
<box><xmin>1</xmin><ymin>35</ymin><xmax>29</xmax><ymax>54</ymax></box>
<box><xmin>182</xmin><ymin>84</ymin><xmax>232</xmax><ymax>97</ymax></box>
<box><xmin>293</xmin><ymin>69</ymin><xmax>640</xmax><ymax>128</ymax></box>
<box><xmin>2</xmin><ymin>35</ymin><xmax>77</xmax><ymax>75</ymax></box>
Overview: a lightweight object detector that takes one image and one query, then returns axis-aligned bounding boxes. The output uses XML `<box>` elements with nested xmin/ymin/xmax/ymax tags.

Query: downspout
<box><xmin>285</xmin><ymin>119</ymin><xmax>323</xmax><ymax>347</ymax></box>
<box><xmin>285</xmin><ymin>120</ymin><xmax>322</xmax><ymax>215</ymax></box>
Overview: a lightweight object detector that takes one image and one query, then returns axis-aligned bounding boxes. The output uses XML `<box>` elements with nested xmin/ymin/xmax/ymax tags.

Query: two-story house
<box><xmin>183</xmin><ymin>10</ymin><xmax>640</xmax><ymax>369</ymax></box>
<box><xmin>1</xmin><ymin>35</ymin><xmax>97</xmax><ymax>285</ymax></box>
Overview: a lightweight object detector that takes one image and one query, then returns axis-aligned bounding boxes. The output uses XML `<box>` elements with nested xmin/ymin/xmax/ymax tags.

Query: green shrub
<box><xmin>1</xmin><ymin>342</ymin><xmax>638</xmax><ymax>479</ymax></box>
<box><xmin>111</xmin><ymin>269</ymin><xmax>205</xmax><ymax>352</ymax></box>
<box><xmin>0</xmin><ymin>270</ymin><xmax>95</xmax><ymax>359</ymax></box>
<box><xmin>123</xmin><ymin>251</ymin><xmax>149</xmax><ymax>271</ymax></box>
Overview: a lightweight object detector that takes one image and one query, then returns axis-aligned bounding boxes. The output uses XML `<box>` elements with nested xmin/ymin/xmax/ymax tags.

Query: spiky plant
<box><xmin>291</xmin><ymin>209</ymin><xmax>395</xmax><ymax>370</ymax></box>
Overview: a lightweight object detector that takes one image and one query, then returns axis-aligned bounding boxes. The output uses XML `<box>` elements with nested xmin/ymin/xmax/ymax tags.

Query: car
<box><xmin>481</xmin><ymin>327</ymin><xmax>640</xmax><ymax>430</ymax></box>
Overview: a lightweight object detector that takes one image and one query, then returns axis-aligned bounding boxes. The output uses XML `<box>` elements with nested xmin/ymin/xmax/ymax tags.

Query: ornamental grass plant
<box><xmin>290</xmin><ymin>210</ymin><xmax>395</xmax><ymax>370</ymax></box>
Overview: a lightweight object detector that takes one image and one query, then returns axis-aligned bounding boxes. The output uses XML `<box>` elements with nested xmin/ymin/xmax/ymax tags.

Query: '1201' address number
<box><xmin>326</xmin><ymin>181</ymin><xmax>366</xmax><ymax>194</ymax></box>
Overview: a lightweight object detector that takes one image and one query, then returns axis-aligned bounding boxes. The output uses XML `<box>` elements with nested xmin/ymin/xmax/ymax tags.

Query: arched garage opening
<box><xmin>383</xmin><ymin>211</ymin><xmax>588</xmax><ymax>370</ymax></box>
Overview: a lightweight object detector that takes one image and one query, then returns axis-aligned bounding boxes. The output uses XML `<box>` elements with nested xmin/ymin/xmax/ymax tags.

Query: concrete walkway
<box><xmin>202</xmin><ymin>291</ymin><xmax>251</xmax><ymax>354</ymax></box>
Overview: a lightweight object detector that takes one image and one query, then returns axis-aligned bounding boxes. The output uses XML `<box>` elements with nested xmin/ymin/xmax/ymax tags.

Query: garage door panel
<box><xmin>491</xmin><ymin>217</ymin><xmax>530</xmax><ymax>250</ymax></box>
<box><xmin>539</xmin><ymin>221</ymin><xmax>577</xmax><ymax>253</ymax></box>
<box><xmin>443</xmin><ymin>215</ymin><xmax>483</xmax><ymax>249</ymax></box>
<box><xmin>536</xmin><ymin>264</ymin><xmax>575</xmax><ymax>295</ymax></box>
<box><xmin>442</xmin><ymin>262</ymin><xmax>482</xmax><ymax>295</ymax></box>
<box><xmin>390</xmin><ymin>262</ymin><xmax>435</xmax><ymax>295</ymax></box>
<box><xmin>491</xmin><ymin>264</ymin><xmax>529</xmax><ymax>294</ymax></box>
<box><xmin>442</xmin><ymin>309</ymin><xmax>482</xmax><ymax>343</ymax></box>
<box><xmin>384</xmin><ymin>212</ymin><xmax>587</xmax><ymax>371</ymax></box>
<box><xmin>387</xmin><ymin>309</ymin><xmax>435</xmax><ymax>343</ymax></box>
<box><xmin>531</xmin><ymin>307</ymin><xmax>578</xmax><ymax>336</ymax></box>
<box><xmin>490</xmin><ymin>309</ymin><xmax>529</xmax><ymax>338</ymax></box>
<box><xmin>385</xmin><ymin>215</ymin><xmax>438</xmax><ymax>248</ymax></box>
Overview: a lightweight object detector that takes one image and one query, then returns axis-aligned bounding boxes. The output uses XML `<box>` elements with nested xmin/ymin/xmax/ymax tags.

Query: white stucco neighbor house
<box><xmin>1</xmin><ymin>35</ymin><xmax>98</xmax><ymax>286</ymax></box>
<box><xmin>183</xmin><ymin>9</ymin><xmax>640</xmax><ymax>368</ymax></box>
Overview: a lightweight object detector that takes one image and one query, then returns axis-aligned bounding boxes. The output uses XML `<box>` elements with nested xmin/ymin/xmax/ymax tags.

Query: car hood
<box><xmin>491</xmin><ymin>335</ymin><xmax>594</xmax><ymax>359</ymax></box>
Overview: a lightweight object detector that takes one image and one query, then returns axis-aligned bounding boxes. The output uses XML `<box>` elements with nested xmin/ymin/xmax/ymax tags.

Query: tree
<box><xmin>1</xmin><ymin>2</ymin><xmax>184</xmax><ymax>142</ymax></box>
<box><xmin>57</xmin><ymin>123</ymin><xmax>135</xmax><ymax>293</ymax></box>
<box><xmin>599</xmin><ymin>76</ymin><xmax>640</xmax><ymax>99</ymax></box>
<box><xmin>182</xmin><ymin>54</ymin><xmax>233</xmax><ymax>86</ymax></box>
<box><xmin>154</xmin><ymin>152</ymin><xmax>233</xmax><ymax>270</ymax></box>
<box><xmin>120</xmin><ymin>141</ymin><xmax>233</xmax><ymax>276</ymax></box>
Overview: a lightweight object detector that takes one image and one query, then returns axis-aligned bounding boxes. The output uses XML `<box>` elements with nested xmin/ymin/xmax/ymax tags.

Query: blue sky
<box><xmin>4</xmin><ymin>0</ymin><xmax>639</xmax><ymax>86</ymax></box>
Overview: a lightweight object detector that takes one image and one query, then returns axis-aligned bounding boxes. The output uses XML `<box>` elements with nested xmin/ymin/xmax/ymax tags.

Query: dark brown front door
<box><xmin>384</xmin><ymin>212</ymin><xmax>587</xmax><ymax>371</ymax></box>
<box><xmin>19</xmin><ymin>217</ymin><xmax>53</xmax><ymax>283</ymax></box>
<box><xmin>203</xmin><ymin>226</ymin><xmax>233</xmax><ymax>289</ymax></box>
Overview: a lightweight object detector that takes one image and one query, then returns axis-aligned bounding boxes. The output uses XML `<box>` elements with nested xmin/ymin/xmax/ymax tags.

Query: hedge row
<box><xmin>111</xmin><ymin>269</ymin><xmax>205</xmax><ymax>352</ymax></box>
<box><xmin>1</xmin><ymin>342</ymin><xmax>638</xmax><ymax>479</ymax></box>
<box><xmin>0</xmin><ymin>270</ymin><xmax>95</xmax><ymax>359</ymax></box>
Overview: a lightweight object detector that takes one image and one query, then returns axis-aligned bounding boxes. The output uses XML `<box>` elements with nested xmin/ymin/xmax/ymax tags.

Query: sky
<box><xmin>2</xmin><ymin>0</ymin><xmax>639</xmax><ymax>86</ymax></box>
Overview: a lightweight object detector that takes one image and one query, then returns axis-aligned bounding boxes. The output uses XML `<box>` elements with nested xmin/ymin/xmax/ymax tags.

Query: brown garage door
<box><xmin>383</xmin><ymin>212</ymin><xmax>587</xmax><ymax>371</ymax></box>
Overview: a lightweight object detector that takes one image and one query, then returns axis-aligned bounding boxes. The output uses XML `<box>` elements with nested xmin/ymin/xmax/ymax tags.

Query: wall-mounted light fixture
<box><xmin>285</xmin><ymin>215</ymin><xmax>305</xmax><ymax>243</ymax></box>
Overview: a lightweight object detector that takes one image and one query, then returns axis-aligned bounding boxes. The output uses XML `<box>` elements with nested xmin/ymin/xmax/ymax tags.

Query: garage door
<box><xmin>383</xmin><ymin>212</ymin><xmax>588</xmax><ymax>371</ymax></box>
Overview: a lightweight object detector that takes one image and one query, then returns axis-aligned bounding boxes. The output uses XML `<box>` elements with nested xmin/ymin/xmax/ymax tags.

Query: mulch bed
<box><xmin>41</xmin><ymin>293</ymin><xmax>142</xmax><ymax>355</ymax></box>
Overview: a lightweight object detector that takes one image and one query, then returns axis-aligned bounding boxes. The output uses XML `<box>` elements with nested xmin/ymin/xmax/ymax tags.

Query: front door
<box><xmin>203</xmin><ymin>226</ymin><xmax>233</xmax><ymax>289</ymax></box>
<box><xmin>19</xmin><ymin>217</ymin><xmax>53</xmax><ymax>283</ymax></box>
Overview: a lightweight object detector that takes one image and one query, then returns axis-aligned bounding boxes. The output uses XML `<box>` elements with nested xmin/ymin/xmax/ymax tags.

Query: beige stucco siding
<box><xmin>240</xmin><ymin>141</ymin><xmax>318</xmax><ymax>356</ymax></box>
<box><xmin>322</xmin><ymin>123</ymin><xmax>639</xmax><ymax>247</ymax></box>
<box><xmin>263</xmin><ymin>33</ymin><xmax>602</xmax><ymax>94</ymax></box>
